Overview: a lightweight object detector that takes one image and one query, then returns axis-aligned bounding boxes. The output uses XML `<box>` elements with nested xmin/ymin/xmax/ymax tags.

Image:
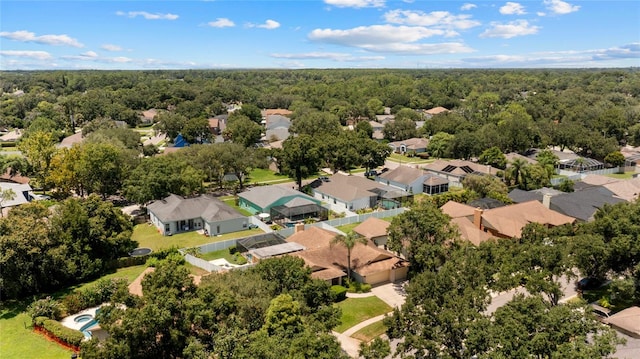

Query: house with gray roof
<box><xmin>238</xmin><ymin>185</ymin><xmax>327</xmax><ymax>223</ymax></box>
<box><xmin>388</xmin><ymin>137</ymin><xmax>428</xmax><ymax>155</ymax></box>
<box><xmin>376</xmin><ymin>165</ymin><xmax>448</xmax><ymax>195</ymax></box>
<box><xmin>147</xmin><ymin>194</ymin><xmax>248</xmax><ymax>236</ymax></box>
<box><xmin>311</xmin><ymin>173</ymin><xmax>408</xmax><ymax>213</ymax></box>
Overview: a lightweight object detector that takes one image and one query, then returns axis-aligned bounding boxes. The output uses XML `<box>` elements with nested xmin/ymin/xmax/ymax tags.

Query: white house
<box><xmin>311</xmin><ymin>174</ymin><xmax>407</xmax><ymax>213</ymax></box>
<box><xmin>147</xmin><ymin>194</ymin><xmax>248</xmax><ymax>236</ymax></box>
<box><xmin>376</xmin><ymin>165</ymin><xmax>448</xmax><ymax>195</ymax></box>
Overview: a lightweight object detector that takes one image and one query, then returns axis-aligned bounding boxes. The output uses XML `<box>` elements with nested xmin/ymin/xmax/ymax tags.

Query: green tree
<box><xmin>427</xmin><ymin>132</ymin><xmax>454</xmax><ymax>159</ymax></box>
<box><xmin>156</xmin><ymin>112</ymin><xmax>187</xmax><ymax>141</ymax></box>
<box><xmin>0</xmin><ymin>188</ymin><xmax>16</xmax><ymax>217</ymax></box>
<box><xmin>505</xmin><ymin>158</ymin><xmax>529</xmax><ymax>188</ymax></box>
<box><xmin>223</xmin><ymin>114</ymin><xmax>263</xmax><ymax>148</ymax></box>
<box><xmin>383</xmin><ymin>117</ymin><xmax>417</xmax><ymax>141</ymax></box>
<box><xmin>17</xmin><ymin>130</ymin><xmax>57</xmax><ymax>191</ymax></box>
<box><xmin>604</xmin><ymin>150</ymin><xmax>625</xmax><ymax>168</ymax></box>
<box><xmin>262</xmin><ymin>294</ymin><xmax>304</xmax><ymax>337</ymax></box>
<box><xmin>387</xmin><ymin>200</ymin><xmax>458</xmax><ymax>272</ymax></box>
<box><xmin>280</xmin><ymin>135</ymin><xmax>321</xmax><ymax>191</ymax></box>
<box><xmin>290</xmin><ymin>111</ymin><xmax>341</xmax><ymax>137</ymax></box>
<box><xmin>462</xmin><ymin>174</ymin><xmax>508</xmax><ymax>200</ymax></box>
<box><xmin>236</xmin><ymin>103</ymin><xmax>263</xmax><ymax>124</ymax></box>
<box><xmin>331</xmin><ymin>231</ymin><xmax>368</xmax><ymax>280</ymax></box>
<box><xmin>478</xmin><ymin>146</ymin><xmax>507</xmax><ymax>170</ymax></box>
<box><xmin>181</xmin><ymin>117</ymin><xmax>212</xmax><ymax>144</ymax></box>
<box><xmin>359</xmin><ymin>337</ymin><xmax>391</xmax><ymax>359</ymax></box>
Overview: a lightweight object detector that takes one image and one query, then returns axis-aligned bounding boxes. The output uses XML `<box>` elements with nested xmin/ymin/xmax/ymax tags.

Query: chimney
<box><xmin>473</xmin><ymin>208</ymin><xmax>483</xmax><ymax>229</ymax></box>
<box><xmin>542</xmin><ymin>193</ymin><xmax>552</xmax><ymax>209</ymax></box>
<box><xmin>294</xmin><ymin>223</ymin><xmax>305</xmax><ymax>233</ymax></box>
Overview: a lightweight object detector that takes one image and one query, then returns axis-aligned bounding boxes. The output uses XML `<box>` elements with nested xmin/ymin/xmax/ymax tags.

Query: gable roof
<box><xmin>313</xmin><ymin>173</ymin><xmax>393</xmax><ymax>202</ymax></box>
<box><xmin>286</xmin><ymin>226</ymin><xmax>339</xmax><ymax>250</ymax></box>
<box><xmin>481</xmin><ymin>201</ymin><xmax>575</xmax><ymax>238</ymax></box>
<box><xmin>388</xmin><ymin>137</ymin><xmax>428</xmax><ymax>150</ymax></box>
<box><xmin>262</xmin><ymin>109</ymin><xmax>292</xmax><ymax>117</ymax></box>
<box><xmin>423</xmin><ymin>159</ymin><xmax>499</xmax><ymax>177</ymax></box>
<box><xmin>147</xmin><ymin>194</ymin><xmax>244</xmax><ymax>223</ymax></box>
<box><xmin>604</xmin><ymin>306</ymin><xmax>640</xmax><ymax>338</ymax></box>
<box><xmin>440</xmin><ymin>200</ymin><xmax>476</xmax><ymax>218</ymax></box>
<box><xmin>550</xmin><ymin>187</ymin><xmax>625</xmax><ymax>222</ymax></box>
<box><xmin>425</xmin><ymin>106</ymin><xmax>449</xmax><ymax>115</ymax></box>
<box><xmin>239</xmin><ymin>185</ymin><xmax>317</xmax><ymax>209</ymax></box>
<box><xmin>378</xmin><ymin>166</ymin><xmax>426</xmax><ymax>185</ymax></box>
<box><xmin>508</xmin><ymin>187</ymin><xmax>563</xmax><ymax>203</ymax></box>
<box><xmin>353</xmin><ymin>217</ymin><xmax>390</xmax><ymax>239</ymax></box>
<box><xmin>58</xmin><ymin>131</ymin><xmax>83</xmax><ymax>149</ymax></box>
<box><xmin>451</xmin><ymin>217</ymin><xmax>494</xmax><ymax>246</ymax></box>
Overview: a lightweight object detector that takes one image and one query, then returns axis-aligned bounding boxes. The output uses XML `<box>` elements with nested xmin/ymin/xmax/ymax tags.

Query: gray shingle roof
<box><xmin>550</xmin><ymin>187</ymin><xmax>625</xmax><ymax>222</ymax></box>
<box><xmin>239</xmin><ymin>185</ymin><xmax>316</xmax><ymax>209</ymax></box>
<box><xmin>379</xmin><ymin>166</ymin><xmax>425</xmax><ymax>185</ymax></box>
<box><xmin>147</xmin><ymin>194</ymin><xmax>244</xmax><ymax>222</ymax></box>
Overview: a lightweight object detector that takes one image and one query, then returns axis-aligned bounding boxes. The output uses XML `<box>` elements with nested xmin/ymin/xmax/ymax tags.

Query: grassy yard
<box><xmin>132</xmin><ymin>223</ymin><xmax>263</xmax><ymax>251</ymax></box>
<box><xmin>351</xmin><ymin>320</ymin><xmax>388</xmax><ymax>342</ymax></box>
<box><xmin>0</xmin><ymin>302</ymin><xmax>74</xmax><ymax>359</ymax></box>
<box><xmin>196</xmin><ymin>247</ymin><xmax>247</xmax><ymax>265</ymax></box>
<box><xmin>221</xmin><ymin>198</ymin><xmax>254</xmax><ymax>216</ymax></box>
<box><xmin>1</xmin><ymin>265</ymin><xmax>150</xmax><ymax>359</ymax></box>
<box><xmin>387</xmin><ymin>153</ymin><xmax>433</xmax><ymax>164</ymax></box>
<box><xmin>605</xmin><ymin>172</ymin><xmax>635</xmax><ymax>179</ymax></box>
<box><xmin>336</xmin><ymin>222</ymin><xmax>360</xmax><ymax>234</ymax></box>
<box><xmin>246</xmin><ymin>168</ymin><xmax>291</xmax><ymax>184</ymax></box>
<box><xmin>334</xmin><ymin>297</ymin><xmax>392</xmax><ymax>333</ymax></box>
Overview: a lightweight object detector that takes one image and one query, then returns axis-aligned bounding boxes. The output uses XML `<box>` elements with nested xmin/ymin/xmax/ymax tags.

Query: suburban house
<box><xmin>509</xmin><ymin>186</ymin><xmax>624</xmax><ymax>222</ymax></box>
<box><xmin>287</xmin><ymin>225</ymin><xmax>408</xmax><ymax>285</ymax></box>
<box><xmin>387</xmin><ymin>137</ymin><xmax>429</xmax><ymax>155</ymax></box>
<box><xmin>354</xmin><ymin>217</ymin><xmax>391</xmax><ymax>248</ymax></box>
<box><xmin>423</xmin><ymin>159</ymin><xmax>501</xmax><ymax>187</ymax></box>
<box><xmin>207</xmin><ymin>116</ymin><xmax>227</xmax><ymax>136</ymax></box>
<box><xmin>376</xmin><ymin>165</ymin><xmax>449</xmax><ymax>195</ymax></box>
<box><xmin>263</xmin><ymin>115</ymin><xmax>291</xmax><ymax>142</ymax></box>
<box><xmin>140</xmin><ymin>108</ymin><xmax>158</xmax><ymax>124</ymax></box>
<box><xmin>147</xmin><ymin>194</ymin><xmax>249</xmax><ymax>236</ymax></box>
<box><xmin>0</xmin><ymin>169</ymin><xmax>30</xmax><ymax>184</ymax></box>
<box><xmin>262</xmin><ymin>108</ymin><xmax>293</xmax><ymax>118</ymax></box>
<box><xmin>0</xmin><ymin>182</ymin><xmax>34</xmax><ymax>216</ymax></box>
<box><xmin>579</xmin><ymin>174</ymin><xmax>640</xmax><ymax>202</ymax></box>
<box><xmin>441</xmin><ymin>200</ymin><xmax>575</xmax><ymax>240</ymax></box>
<box><xmin>423</xmin><ymin>106</ymin><xmax>449</xmax><ymax>118</ymax></box>
<box><xmin>238</xmin><ymin>185</ymin><xmax>327</xmax><ymax>223</ymax></box>
<box><xmin>58</xmin><ymin>131</ymin><xmax>84</xmax><ymax>149</ymax></box>
<box><xmin>311</xmin><ymin>173</ymin><xmax>409</xmax><ymax>213</ymax></box>
<box><xmin>369</xmin><ymin>120</ymin><xmax>385</xmax><ymax>140</ymax></box>
<box><xmin>603</xmin><ymin>306</ymin><xmax>640</xmax><ymax>338</ymax></box>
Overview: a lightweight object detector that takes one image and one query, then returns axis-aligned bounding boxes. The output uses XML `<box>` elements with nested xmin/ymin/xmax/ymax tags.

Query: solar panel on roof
<box><xmin>461</xmin><ymin>166</ymin><xmax>474</xmax><ymax>173</ymax></box>
<box><xmin>442</xmin><ymin>165</ymin><xmax>456</xmax><ymax>173</ymax></box>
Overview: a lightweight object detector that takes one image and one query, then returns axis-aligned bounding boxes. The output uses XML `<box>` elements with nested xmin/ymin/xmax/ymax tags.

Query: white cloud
<box><xmin>383</xmin><ymin>9</ymin><xmax>481</xmax><ymax>30</ymax></box>
<box><xmin>270</xmin><ymin>52</ymin><xmax>384</xmax><ymax>62</ymax></box>
<box><xmin>460</xmin><ymin>3</ymin><xmax>477</xmax><ymax>11</ymax></box>
<box><xmin>309</xmin><ymin>25</ymin><xmax>473</xmax><ymax>54</ymax></box>
<box><xmin>0</xmin><ymin>30</ymin><xmax>83</xmax><ymax>47</ymax></box>
<box><xmin>101</xmin><ymin>44</ymin><xmax>123</xmax><ymax>52</ymax></box>
<box><xmin>500</xmin><ymin>2</ymin><xmax>526</xmax><ymax>15</ymax></box>
<box><xmin>480</xmin><ymin>20</ymin><xmax>540</xmax><ymax>38</ymax></box>
<box><xmin>208</xmin><ymin>18</ymin><xmax>235</xmax><ymax>28</ymax></box>
<box><xmin>81</xmin><ymin>51</ymin><xmax>98</xmax><ymax>58</ymax></box>
<box><xmin>537</xmin><ymin>11</ymin><xmax>547</xmax><ymax>16</ymax></box>
<box><xmin>543</xmin><ymin>0</ymin><xmax>580</xmax><ymax>15</ymax></box>
<box><xmin>111</xmin><ymin>57</ymin><xmax>133</xmax><ymax>63</ymax></box>
<box><xmin>258</xmin><ymin>20</ymin><xmax>280</xmax><ymax>30</ymax></box>
<box><xmin>0</xmin><ymin>50</ymin><xmax>52</xmax><ymax>60</ymax></box>
<box><xmin>116</xmin><ymin>11</ymin><xmax>179</xmax><ymax>20</ymax></box>
<box><xmin>324</xmin><ymin>0</ymin><xmax>385</xmax><ymax>8</ymax></box>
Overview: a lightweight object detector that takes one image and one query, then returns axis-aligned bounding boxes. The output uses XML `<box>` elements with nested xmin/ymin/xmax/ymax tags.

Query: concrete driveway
<box><xmin>371</xmin><ymin>281</ymin><xmax>407</xmax><ymax>308</ymax></box>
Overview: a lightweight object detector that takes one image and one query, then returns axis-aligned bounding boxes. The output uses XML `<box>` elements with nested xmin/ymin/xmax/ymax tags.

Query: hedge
<box><xmin>331</xmin><ymin>285</ymin><xmax>348</xmax><ymax>302</ymax></box>
<box><xmin>34</xmin><ymin>316</ymin><xmax>85</xmax><ymax>347</ymax></box>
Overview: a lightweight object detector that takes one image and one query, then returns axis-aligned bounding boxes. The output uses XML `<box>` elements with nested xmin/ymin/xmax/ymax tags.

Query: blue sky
<box><xmin>1</xmin><ymin>0</ymin><xmax>638</xmax><ymax>70</ymax></box>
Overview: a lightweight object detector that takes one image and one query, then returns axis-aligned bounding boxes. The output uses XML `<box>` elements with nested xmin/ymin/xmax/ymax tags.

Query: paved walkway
<box><xmin>334</xmin><ymin>281</ymin><xmax>408</xmax><ymax>358</ymax></box>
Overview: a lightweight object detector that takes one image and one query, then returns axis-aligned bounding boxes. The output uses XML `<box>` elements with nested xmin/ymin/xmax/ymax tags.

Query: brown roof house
<box><xmin>388</xmin><ymin>137</ymin><xmax>429</xmax><ymax>155</ymax></box>
<box><xmin>581</xmin><ymin>174</ymin><xmax>640</xmax><ymax>202</ymax></box>
<box><xmin>354</xmin><ymin>217</ymin><xmax>391</xmax><ymax>248</ymax></box>
<box><xmin>604</xmin><ymin>306</ymin><xmax>640</xmax><ymax>338</ymax></box>
<box><xmin>424</xmin><ymin>106</ymin><xmax>449</xmax><ymax>118</ymax></box>
<box><xmin>147</xmin><ymin>194</ymin><xmax>249</xmax><ymax>236</ymax></box>
<box><xmin>376</xmin><ymin>165</ymin><xmax>449</xmax><ymax>195</ymax></box>
<box><xmin>441</xmin><ymin>200</ymin><xmax>575</xmax><ymax>242</ymax></box>
<box><xmin>287</xmin><ymin>225</ymin><xmax>408</xmax><ymax>286</ymax></box>
<box><xmin>423</xmin><ymin>159</ymin><xmax>500</xmax><ymax>187</ymax></box>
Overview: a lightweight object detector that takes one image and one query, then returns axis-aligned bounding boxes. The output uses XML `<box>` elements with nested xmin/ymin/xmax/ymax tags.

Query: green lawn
<box><xmin>336</xmin><ymin>222</ymin><xmax>360</xmax><ymax>234</ymax></box>
<box><xmin>387</xmin><ymin>153</ymin><xmax>433</xmax><ymax>164</ymax></box>
<box><xmin>131</xmin><ymin>223</ymin><xmax>263</xmax><ymax>251</ymax></box>
<box><xmin>605</xmin><ymin>172</ymin><xmax>635</xmax><ymax>179</ymax></box>
<box><xmin>1</xmin><ymin>265</ymin><xmax>150</xmax><ymax>359</ymax></box>
<box><xmin>0</xmin><ymin>302</ymin><xmax>74</xmax><ymax>359</ymax></box>
<box><xmin>351</xmin><ymin>320</ymin><xmax>388</xmax><ymax>342</ymax></box>
<box><xmin>334</xmin><ymin>297</ymin><xmax>392</xmax><ymax>333</ymax></box>
<box><xmin>196</xmin><ymin>247</ymin><xmax>247</xmax><ymax>265</ymax></box>
<box><xmin>246</xmin><ymin>168</ymin><xmax>291</xmax><ymax>184</ymax></box>
<box><xmin>221</xmin><ymin>198</ymin><xmax>253</xmax><ymax>216</ymax></box>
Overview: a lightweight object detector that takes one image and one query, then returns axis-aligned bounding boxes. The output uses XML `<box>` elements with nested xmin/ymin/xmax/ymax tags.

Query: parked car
<box><xmin>589</xmin><ymin>303</ymin><xmax>612</xmax><ymax>322</ymax></box>
<box><xmin>380</xmin><ymin>167</ymin><xmax>389</xmax><ymax>173</ymax></box>
<box><xmin>576</xmin><ymin>277</ymin><xmax>604</xmax><ymax>291</ymax></box>
<box><xmin>364</xmin><ymin>170</ymin><xmax>378</xmax><ymax>177</ymax></box>
<box><xmin>318</xmin><ymin>176</ymin><xmax>329</xmax><ymax>182</ymax></box>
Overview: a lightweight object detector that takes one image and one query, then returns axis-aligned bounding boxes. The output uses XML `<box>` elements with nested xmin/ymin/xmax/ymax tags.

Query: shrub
<box><xmin>27</xmin><ymin>297</ymin><xmax>64</xmax><ymax>321</ymax></box>
<box><xmin>228</xmin><ymin>246</ymin><xmax>238</xmax><ymax>255</ymax></box>
<box><xmin>331</xmin><ymin>285</ymin><xmax>348</xmax><ymax>302</ymax></box>
<box><xmin>346</xmin><ymin>280</ymin><xmax>372</xmax><ymax>293</ymax></box>
<box><xmin>234</xmin><ymin>253</ymin><xmax>248</xmax><ymax>265</ymax></box>
<box><xmin>34</xmin><ymin>316</ymin><xmax>84</xmax><ymax>347</ymax></box>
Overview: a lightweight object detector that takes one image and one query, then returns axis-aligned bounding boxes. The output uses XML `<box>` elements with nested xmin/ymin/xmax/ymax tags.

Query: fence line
<box><xmin>184</xmin><ymin>254</ymin><xmax>222</xmax><ymax>272</ymax></box>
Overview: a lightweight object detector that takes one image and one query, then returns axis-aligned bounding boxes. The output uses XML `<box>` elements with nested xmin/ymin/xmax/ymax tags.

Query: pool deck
<box><xmin>60</xmin><ymin>306</ymin><xmax>101</xmax><ymax>331</ymax></box>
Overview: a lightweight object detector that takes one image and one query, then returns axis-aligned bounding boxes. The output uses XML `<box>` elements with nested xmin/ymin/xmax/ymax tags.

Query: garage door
<box><xmin>366</xmin><ymin>270</ymin><xmax>390</xmax><ymax>286</ymax></box>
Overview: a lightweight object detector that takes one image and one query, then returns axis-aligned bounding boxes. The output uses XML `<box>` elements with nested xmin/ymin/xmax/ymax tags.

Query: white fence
<box><xmin>551</xmin><ymin>166</ymin><xmax>636</xmax><ymax>185</ymax></box>
<box><xmin>184</xmin><ymin>254</ymin><xmax>223</xmax><ymax>272</ymax></box>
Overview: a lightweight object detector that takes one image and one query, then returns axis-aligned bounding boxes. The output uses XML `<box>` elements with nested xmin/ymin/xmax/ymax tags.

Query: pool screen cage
<box><xmin>270</xmin><ymin>203</ymin><xmax>328</xmax><ymax>224</ymax></box>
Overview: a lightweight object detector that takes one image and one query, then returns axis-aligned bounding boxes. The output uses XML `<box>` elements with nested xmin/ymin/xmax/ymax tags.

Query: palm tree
<box><xmin>331</xmin><ymin>231</ymin><xmax>368</xmax><ymax>280</ymax></box>
<box><xmin>506</xmin><ymin>158</ymin><xmax>529</xmax><ymax>188</ymax></box>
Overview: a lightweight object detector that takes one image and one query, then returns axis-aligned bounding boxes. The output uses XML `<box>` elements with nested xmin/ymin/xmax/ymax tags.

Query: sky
<box><xmin>1</xmin><ymin>0</ymin><xmax>639</xmax><ymax>70</ymax></box>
